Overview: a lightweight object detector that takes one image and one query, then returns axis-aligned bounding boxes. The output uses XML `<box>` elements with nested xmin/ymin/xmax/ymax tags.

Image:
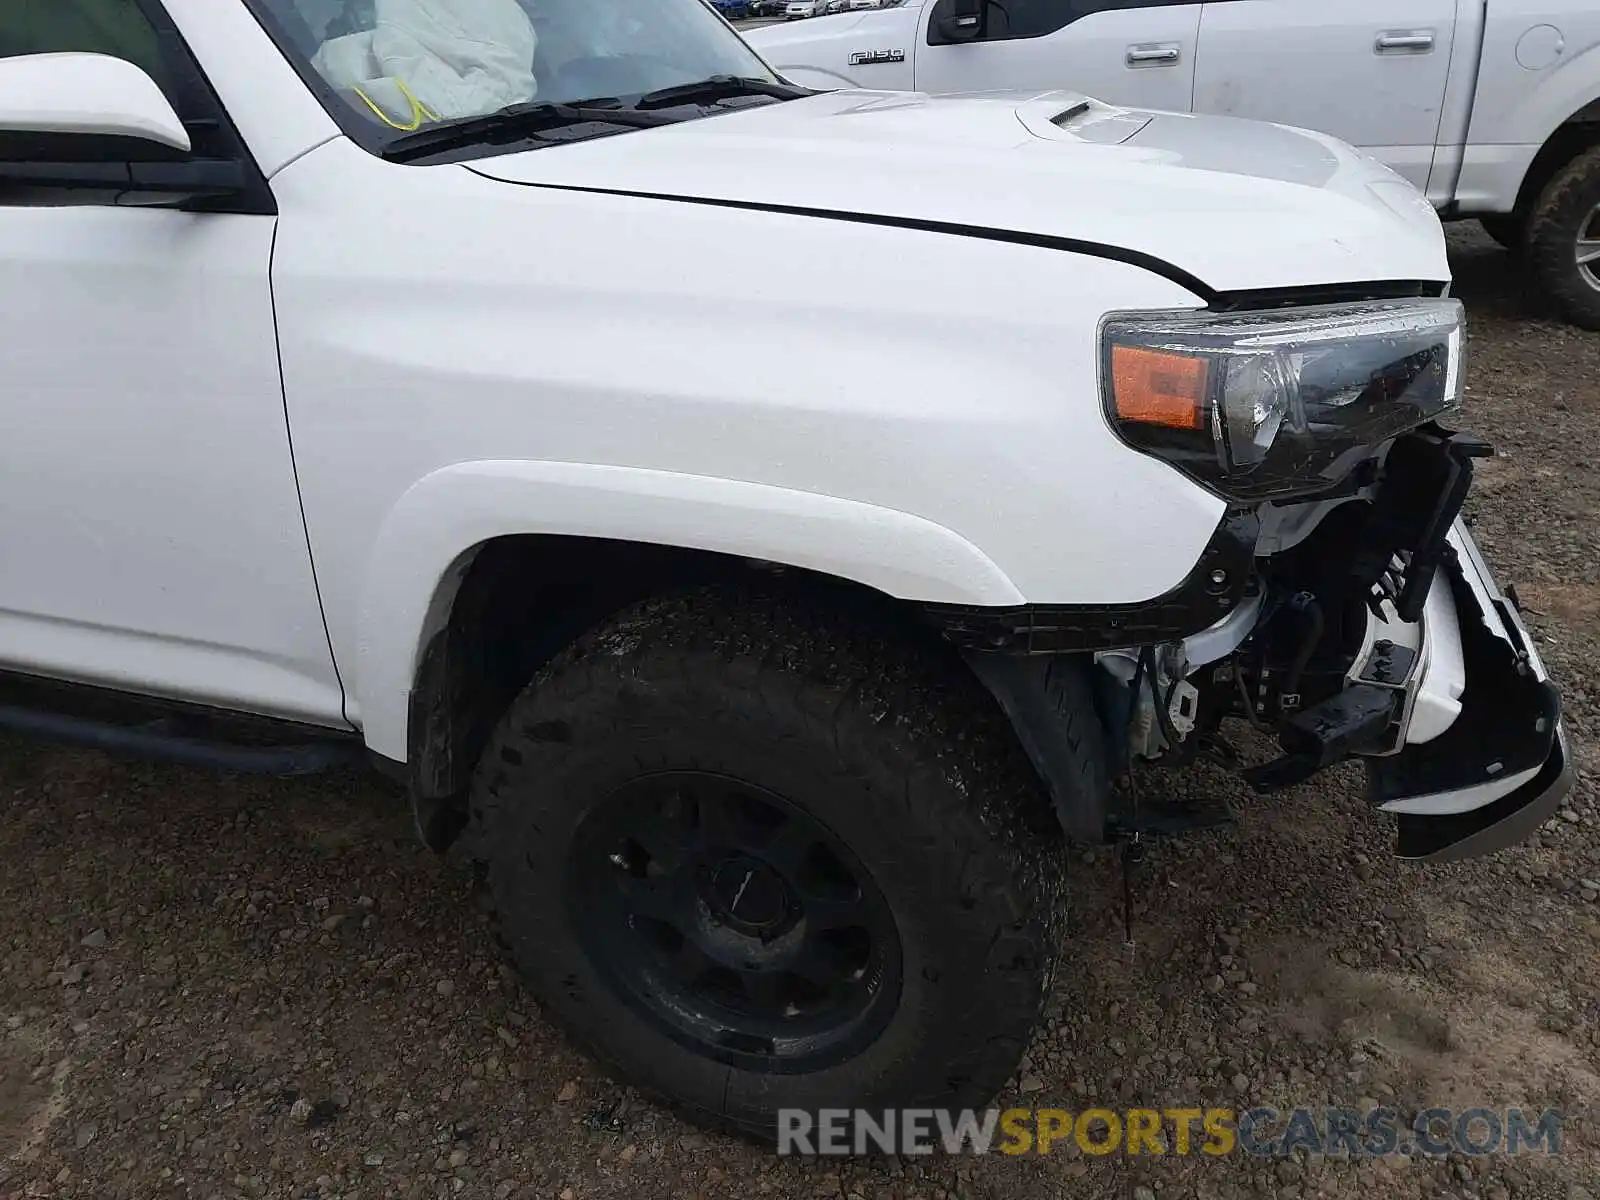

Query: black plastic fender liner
<box><xmin>960</xmin><ymin>651</ymin><xmax>1114</xmax><ymax>843</ymax></box>
<box><xmin>407</xmin><ymin>622</ymin><xmax>479</xmax><ymax>852</ymax></box>
<box><xmin>938</xmin><ymin>508</ymin><xmax>1258</xmax><ymax>843</ymax></box>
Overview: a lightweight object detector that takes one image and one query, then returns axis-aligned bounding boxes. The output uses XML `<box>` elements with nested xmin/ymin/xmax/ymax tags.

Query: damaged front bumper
<box><xmin>1226</xmin><ymin>425</ymin><xmax>1571</xmax><ymax>860</ymax></box>
<box><xmin>943</xmin><ymin>424</ymin><xmax>1571</xmax><ymax>863</ymax></box>
<box><xmin>1232</xmin><ymin>426</ymin><xmax>1571</xmax><ymax>861</ymax></box>
<box><xmin>1367</xmin><ymin>521</ymin><xmax>1570</xmax><ymax>861</ymax></box>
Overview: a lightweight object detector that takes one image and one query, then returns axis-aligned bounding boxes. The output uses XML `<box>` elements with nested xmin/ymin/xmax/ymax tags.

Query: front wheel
<box><xmin>1526</xmin><ymin>145</ymin><xmax>1600</xmax><ymax>331</ymax></box>
<box><xmin>469</xmin><ymin>591</ymin><xmax>1083</xmax><ymax>1136</ymax></box>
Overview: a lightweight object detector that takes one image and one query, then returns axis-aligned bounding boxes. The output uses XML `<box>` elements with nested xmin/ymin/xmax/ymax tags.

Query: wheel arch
<box><xmin>401</xmin><ymin>534</ymin><xmax>1053</xmax><ymax>851</ymax></box>
<box><xmin>1507</xmin><ymin>85</ymin><xmax>1600</xmax><ymax>219</ymax></box>
<box><xmin>350</xmin><ymin>459</ymin><xmax>1031</xmax><ymax>842</ymax></box>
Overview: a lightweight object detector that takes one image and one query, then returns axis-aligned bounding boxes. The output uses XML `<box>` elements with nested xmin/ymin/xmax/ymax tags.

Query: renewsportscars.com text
<box><xmin>777</xmin><ymin>1107</ymin><xmax>1564</xmax><ymax>1158</ymax></box>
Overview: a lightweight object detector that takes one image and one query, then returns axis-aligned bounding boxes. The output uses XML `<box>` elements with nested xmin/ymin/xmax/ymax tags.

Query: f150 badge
<box><xmin>849</xmin><ymin>49</ymin><xmax>906</xmax><ymax>65</ymax></box>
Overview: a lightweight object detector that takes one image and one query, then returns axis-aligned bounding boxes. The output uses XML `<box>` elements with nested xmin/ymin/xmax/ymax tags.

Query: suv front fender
<box><xmin>353</xmin><ymin>458</ymin><xmax>1027</xmax><ymax>763</ymax></box>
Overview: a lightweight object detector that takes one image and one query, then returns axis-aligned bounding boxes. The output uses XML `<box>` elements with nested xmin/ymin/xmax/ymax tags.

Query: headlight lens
<box><xmin>1101</xmin><ymin>299</ymin><xmax>1465</xmax><ymax>501</ymax></box>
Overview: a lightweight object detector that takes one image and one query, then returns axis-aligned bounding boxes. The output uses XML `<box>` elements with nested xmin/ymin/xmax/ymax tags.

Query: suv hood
<box><xmin>466</xmin><ymin>90</ymin><xmax>1449</xmax><ymax>296</ymax></box>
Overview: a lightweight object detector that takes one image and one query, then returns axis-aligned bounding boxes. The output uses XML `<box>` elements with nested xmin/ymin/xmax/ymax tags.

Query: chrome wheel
<box><xmin>1579</xmin><ymin>202</ymin><xmax>1600</xmax><ymax>293</ymax></box>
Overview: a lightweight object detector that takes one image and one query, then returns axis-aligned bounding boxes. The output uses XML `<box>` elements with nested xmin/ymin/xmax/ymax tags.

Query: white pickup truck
<box><xmin>747</xmin><ymin>0</ymin><xmax>1600</xmax><ymax>329</ymax></box>
<box><xmin>0</xmin><ymin>0</ymin><xmax>1570</xmax><ymax>1137</ymax></box>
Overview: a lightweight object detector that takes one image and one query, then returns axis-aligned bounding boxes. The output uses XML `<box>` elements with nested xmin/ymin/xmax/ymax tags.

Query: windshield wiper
<box><xmin>634</xmin><ymin>75</ymin><xmax>810</xmax><ymax>111</ymax></box>
<box><xmin>379</xmin><ymin>77</ymin><xmax>809</xmax><ymax>162</ymax></box>
<box><xmin>380</xmin><ymin>101</ymin><xmax>674</xmax><ymax>163</ymax></box>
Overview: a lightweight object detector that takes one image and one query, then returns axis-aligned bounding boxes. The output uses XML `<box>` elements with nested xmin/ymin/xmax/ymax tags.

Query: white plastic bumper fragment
<box><xmin>1368</xmin><ymin>521</ymin><xmax>1553</xmax><ymax>817</ymax></box>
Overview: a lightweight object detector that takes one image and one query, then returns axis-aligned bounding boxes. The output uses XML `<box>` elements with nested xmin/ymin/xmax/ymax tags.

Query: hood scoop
<box><xmin>1016</xmin><ymin>92</ymin><xmax>1153</xmax><ymax>145</ymax></box>
<box><xmin>1050</xmin><ymin>99</ymin><xmax>1093</xmax><ymax>127</ymax></box>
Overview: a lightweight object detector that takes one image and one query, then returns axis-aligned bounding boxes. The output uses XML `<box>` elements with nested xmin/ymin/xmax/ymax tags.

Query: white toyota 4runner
<box><xmin>0</xmin><ymin>0</ymin><xmax>1571</xmax><ymax>1135</ymax></box>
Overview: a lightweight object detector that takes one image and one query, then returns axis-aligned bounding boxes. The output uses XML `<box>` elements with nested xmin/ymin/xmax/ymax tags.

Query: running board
<box><xmin>0</xmin><ymin>671</ymin><xmax>361</xmax><ymax>777</ymax></box>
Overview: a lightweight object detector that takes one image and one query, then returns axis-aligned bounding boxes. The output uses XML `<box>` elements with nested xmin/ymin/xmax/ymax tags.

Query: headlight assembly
<box><xmin>1101</xmin><ymin>299</ymin><xmax>1465</xmax><ymax>501</ymax></box>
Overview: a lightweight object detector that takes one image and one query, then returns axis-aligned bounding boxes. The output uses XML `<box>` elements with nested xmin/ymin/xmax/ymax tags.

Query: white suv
<box><xmin>0</xmin><ymin>0</ymin><xmax>1569</xmax><ymax>1140</ymax></box>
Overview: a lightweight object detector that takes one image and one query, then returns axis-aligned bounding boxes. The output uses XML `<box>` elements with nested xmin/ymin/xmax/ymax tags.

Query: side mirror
<box><xmin>0</xmin><ymin>51</ymin><xmax>190</xmax><ymax>152</ymax></box>
<box><xmin>0</xmin><ymin>52</ymin><xmax>250</xmax><ymax>206</ymax></box>
<box><xmin>934</xmin><ymin>0</ymin><xmax>986</xmax><ymax>42</ymax></box>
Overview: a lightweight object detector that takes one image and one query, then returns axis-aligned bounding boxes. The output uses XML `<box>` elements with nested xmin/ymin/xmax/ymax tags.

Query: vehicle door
<box><xmin>0</xmin><ymin>0</ymin><xmax>347</xmax><ymax>726</ymax></box>
<box><xmin>915</xmin><ymin>0</ymin><xmax>1201</xmax><ymax>114</ymax></box>
<box><xmin>1194</xmin><ymin>0</ymin><xmax>1459</xmax><ymax>192</ymax></box>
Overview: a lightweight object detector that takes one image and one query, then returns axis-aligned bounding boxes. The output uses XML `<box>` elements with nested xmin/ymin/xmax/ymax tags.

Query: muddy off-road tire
<box><xmin>467</xmin><ymin>590</ymin><xmax>1088</xmax><ymax>1137</ymax></box>
<box><xmin>1526</xmin><ymin>145</ymin><xmax>1600</xmax><ymax>331</ymax></box>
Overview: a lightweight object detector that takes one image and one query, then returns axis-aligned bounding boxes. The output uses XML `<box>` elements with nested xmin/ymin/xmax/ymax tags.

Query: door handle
<box><xmin>1126</xmin><ymin>43</ymin><xmax>1181</xmax><ymax>67</ymax></box>
<box><xmin>1376</xmin><ymin>30</ymin><xmax>1436</xmax><ymax>54</ymax></box>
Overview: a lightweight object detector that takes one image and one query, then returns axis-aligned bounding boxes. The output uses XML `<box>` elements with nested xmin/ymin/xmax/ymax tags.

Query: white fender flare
<box><xmin>353</xmin><ymin>459</ymin><xmax>1025</xmax><ymax>761</ymax></box>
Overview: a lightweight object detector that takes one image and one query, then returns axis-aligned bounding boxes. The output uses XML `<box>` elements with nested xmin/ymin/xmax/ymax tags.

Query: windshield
<box><xmin>249</xmin><ymin>0</ymin><xmax>782</xmax><ymax>153</ymax></box>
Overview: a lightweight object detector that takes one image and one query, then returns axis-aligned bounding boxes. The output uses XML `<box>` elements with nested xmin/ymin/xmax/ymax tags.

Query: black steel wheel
<box><xmin>569</xmin><ymin>770</ymin><xmax>901</xmax><ymax>1072</ymax></box>
<box><xmin>469</xmin><ymin>589</ymin><xmax>1092</xmax><ymax>1136</ymax></box>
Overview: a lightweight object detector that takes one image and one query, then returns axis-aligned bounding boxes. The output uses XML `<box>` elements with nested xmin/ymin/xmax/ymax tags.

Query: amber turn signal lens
<box><xmin>1110</xmin><ymin>345</ymin><xmax>1209</xmax><ymax>431</ymax></box>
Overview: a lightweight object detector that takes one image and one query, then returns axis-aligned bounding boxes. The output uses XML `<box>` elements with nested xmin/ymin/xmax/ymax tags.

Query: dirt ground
<box><xmin>3</xmin><ymin>225</ymin><xmax>1599</xmax><ymax>1200</ymax></box>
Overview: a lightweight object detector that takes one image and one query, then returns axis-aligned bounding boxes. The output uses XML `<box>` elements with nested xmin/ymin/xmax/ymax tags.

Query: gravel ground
<box><xmin>3</xmin><ymin>225</ymin><xmax>1599</xmax><ymax>1200</ymax></box>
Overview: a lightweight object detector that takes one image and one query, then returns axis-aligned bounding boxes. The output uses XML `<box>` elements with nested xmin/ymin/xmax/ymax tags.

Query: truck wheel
<box><xmin>468</xmin><ymin>590</ymin><xmax>1081</xmax><ymax>1136</ymax></box>
<box><xmin>1477</xmin><ymin>214</ymin><xmax>1525</xmax><ymax>253</ymax></box>
<box><xmin>1526</xmin><ymin>145</ymin><xmax>1600</xmax><ymax>331</ymax></box>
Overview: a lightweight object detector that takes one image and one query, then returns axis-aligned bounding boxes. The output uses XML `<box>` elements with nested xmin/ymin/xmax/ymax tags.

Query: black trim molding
<box><xmin>927</xmin><ymin>0</ymin><xmax>1206</xmax><ymax>47</ymax></box>
<box><xmin>0</xmin><ymin>669</ymin><xmax>360</xmax><ymax>775</ymax></box>
<box><xmin>471</xmin><ymin>174</ymin><xmax>1451</xmax><ymax>313</ymax></box>
<box><xmin>1210</xmin><ymin>279</ymin><xmax>1449</xmax><ymax>312</ymax></box>
<box><xmin>465</xmin><ymin>172</ymin><xmax>1221</xmax><ymax>302</ymax></box>
<box><xmin>925</xmin><ymin>509</ymin><xmax>1260</xmax><ymax>654</ymax></box>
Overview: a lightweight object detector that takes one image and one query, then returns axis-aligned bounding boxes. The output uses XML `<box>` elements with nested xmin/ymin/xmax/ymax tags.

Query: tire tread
<box><xmin>1526</xmin><ymin>144</ymin><xmax>1600</xmax><ymax>331</ymax></box>
<box><xmin>467</xmin><ymin>588</ymin><xmax>1081</xmax><ymax>1135</ymax></box>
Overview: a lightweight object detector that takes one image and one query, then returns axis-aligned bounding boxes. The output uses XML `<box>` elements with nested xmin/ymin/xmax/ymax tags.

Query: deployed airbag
<box><xmin>312</xmin><ymin>0</ymin><xmax>538</xmax><ymax>126</ymax></box>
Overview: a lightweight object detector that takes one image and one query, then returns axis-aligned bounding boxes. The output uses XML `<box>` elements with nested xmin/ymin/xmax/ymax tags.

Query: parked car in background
<box><xmin>784</xmin><ymin>0</ymin><xmax>827</xmax><ymax>18</ymax></box>
<box><xmin>747</xmin><ymin>0</ymin><xmax>1600</xmax><ymax>329</ymax></box>
<box><xmin>710</xmin><ymin>0</ymin><xmax>750</xmax><ymax>19</ymax></box>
